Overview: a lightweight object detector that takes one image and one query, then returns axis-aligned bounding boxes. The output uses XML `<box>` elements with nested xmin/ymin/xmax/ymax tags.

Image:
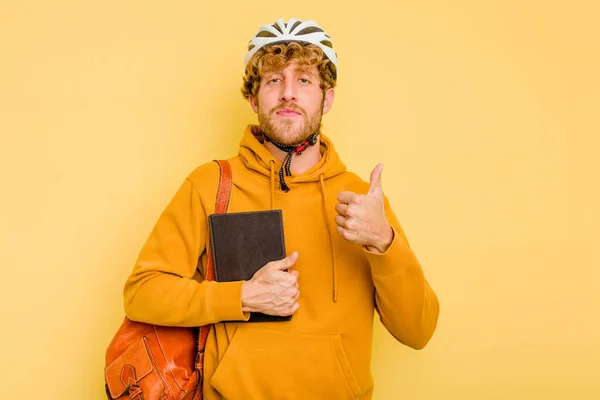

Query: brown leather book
<box><xmin>208</xmin><ymin>210</ymin><xmax>292</xmax><ymax>322</ymax></box>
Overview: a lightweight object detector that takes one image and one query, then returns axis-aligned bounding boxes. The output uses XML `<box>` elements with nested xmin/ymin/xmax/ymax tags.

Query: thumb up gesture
<box><xmin>335</xmin><ymin>164</ymin><xmax>394</xmax><ymax>254</ymax></box>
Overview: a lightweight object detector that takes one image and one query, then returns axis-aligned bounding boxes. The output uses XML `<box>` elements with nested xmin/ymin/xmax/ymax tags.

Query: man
<box><xmin>124</xmin><ymin>18</ymin><xmax>439</xmax><ymax>399</ymax></box>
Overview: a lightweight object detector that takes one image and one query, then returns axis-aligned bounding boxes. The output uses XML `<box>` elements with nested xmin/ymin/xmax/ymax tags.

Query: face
<box><xmin>249</xmin><ymin>60</ymin><xmax>335</xmax><ymax>146</ymax></box>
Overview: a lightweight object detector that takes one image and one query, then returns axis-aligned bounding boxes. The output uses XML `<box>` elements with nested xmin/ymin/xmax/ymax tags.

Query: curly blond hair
<box><xmin>241</xmin><ymin>42</ymin><xmax>337</xmax><ymax>100</ymax></box>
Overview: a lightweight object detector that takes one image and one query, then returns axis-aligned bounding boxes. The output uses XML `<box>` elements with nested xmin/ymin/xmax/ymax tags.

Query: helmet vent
<box><xmin>257</xmin><ymin>31</ymin><xmax>277</xmax><ymax>38</ymax></box>
<box><xmin>289</xmin><ymin>20</ymin><xmax>302</xmax><ymax>32</ymax></box>
<box><xmin>296</xmin><ymin>27</ymin><xmax>324</xmax><ymax>35</ymax></box>
<box><xmin>272</xmin><ymin>23</ymin><xmax>284</xmax><ymax>34</ymax></box>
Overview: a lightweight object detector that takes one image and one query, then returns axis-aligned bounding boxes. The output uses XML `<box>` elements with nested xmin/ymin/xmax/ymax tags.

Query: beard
<box><xmin>257</xmin><ymin>102</ymin><xmax>323</xmax><ymax>146</ymax></box>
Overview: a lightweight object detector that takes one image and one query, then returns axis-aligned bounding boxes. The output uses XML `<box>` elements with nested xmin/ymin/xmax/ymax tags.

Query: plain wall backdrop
<box><xmin>1</xmin><ymin>0</ymin><xmax>599</xmax><ymax>398</ymax></box>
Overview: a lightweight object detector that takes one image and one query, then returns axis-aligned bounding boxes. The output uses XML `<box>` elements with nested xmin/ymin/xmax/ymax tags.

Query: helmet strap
<box><xmin>264</xmin><ymin>131</ymin><xmax>319</xmax><ymax>192</ymax></box>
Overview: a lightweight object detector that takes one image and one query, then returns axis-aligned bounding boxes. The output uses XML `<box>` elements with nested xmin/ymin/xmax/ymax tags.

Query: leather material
<box><xmin>105</xmin><ymin>160</ymin><xmax>232</xmax><ymax>400</ymax></box>
<box><xmin>214</xmin><ymin>159</ymin><xmax>231</xmax><ymax>216</ymax></box>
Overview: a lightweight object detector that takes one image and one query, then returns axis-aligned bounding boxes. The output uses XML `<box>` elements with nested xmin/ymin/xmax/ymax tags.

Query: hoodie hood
<box><xmin>238</xmin><ymin>125</ymin><xmax>347</xmax><ymax>185</ymax></box>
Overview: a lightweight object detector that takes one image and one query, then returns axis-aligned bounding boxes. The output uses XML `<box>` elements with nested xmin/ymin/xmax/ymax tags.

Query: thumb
<box><xmin>273</xmin><ymin>251</ymin><xmax>298</xmax><ymax>270</ymax></box>
<box><xmin>368</xmin><ymin>163</ymin><xmax>385</xmax><ymax>196</ymax></box>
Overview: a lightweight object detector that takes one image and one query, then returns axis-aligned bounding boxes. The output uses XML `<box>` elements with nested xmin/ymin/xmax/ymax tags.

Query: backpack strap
<box><xmin>194</xmin><ymin>160</ymin><xmax>232</xmax><ymax>394</ymax></box>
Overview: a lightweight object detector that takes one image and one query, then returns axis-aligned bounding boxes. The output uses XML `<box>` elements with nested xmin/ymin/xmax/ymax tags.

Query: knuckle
<box><xmin>266</xmin><ymin>271</ymin><xmax>277</xmax><ymax>280</ymax></box>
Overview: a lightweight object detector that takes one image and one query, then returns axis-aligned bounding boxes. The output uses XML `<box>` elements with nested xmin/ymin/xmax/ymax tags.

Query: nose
<box><xmin>280</xmin><ymin>79</ymin><xmax>297</xmax><ymax>103</ymax></box>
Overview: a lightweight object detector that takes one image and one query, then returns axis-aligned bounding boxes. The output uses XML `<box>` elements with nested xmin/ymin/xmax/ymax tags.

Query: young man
<box><xmin>124</xmin><ymin>18</ymin><xmax>439</xmax><ymax>399</ymax></box>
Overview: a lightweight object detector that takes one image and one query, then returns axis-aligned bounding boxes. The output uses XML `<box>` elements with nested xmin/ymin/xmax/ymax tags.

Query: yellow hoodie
<box><xmin>124</xmin><ymin>126</ymin><xmax>440</xmax><ymax>399</ymax></box>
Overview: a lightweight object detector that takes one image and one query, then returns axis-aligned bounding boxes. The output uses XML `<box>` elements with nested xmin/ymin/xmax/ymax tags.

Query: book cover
<box><xmin>208</xmin><ymin>210</ymin><xmax>291</xmax><ymax>322</ymax></box>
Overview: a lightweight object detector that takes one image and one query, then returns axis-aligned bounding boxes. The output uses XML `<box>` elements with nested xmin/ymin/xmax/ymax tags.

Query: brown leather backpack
<box><xmin>104</xmin><ymin>160</ymin><xmax>232</xmax><ymax>400</ymax></box>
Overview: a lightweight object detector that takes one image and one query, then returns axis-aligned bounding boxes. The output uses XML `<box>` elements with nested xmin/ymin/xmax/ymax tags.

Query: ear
<box><xmin>248</xmin><ymin>95</ymin><xmax>259</xmax><ymax>114</ymax></box>
<box><xmin>322</xmin><ymin>88</ymin><xmax>335</xmax><ymax>115</ymax></box>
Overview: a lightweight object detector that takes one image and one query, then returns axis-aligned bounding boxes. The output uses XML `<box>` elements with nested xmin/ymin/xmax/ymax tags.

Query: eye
<box><xmin>269</xmin><ymin>78</ymin><xmax>281</xmax><ymax>84</ymax></box>
<box><xmin>300</xmin><ymin>78</ymin><xmax>310</xmax><ymax>84</ymax></box>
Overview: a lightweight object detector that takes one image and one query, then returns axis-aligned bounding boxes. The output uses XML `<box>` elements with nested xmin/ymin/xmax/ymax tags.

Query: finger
<box><xmin>335</xmin><ymin>203</ymin><xmax>350</xmax><ymax>216</ymax></box>
<box><xmin>283</xmin><ymin>287</ymin><xmax>299</xmax><ymax>300</ymax></box>
<box><xmin>287</xmin><ymin>271</ymin><xmax>299</xmax><ymax>285</ymax></box>
<box><xmin>368</xmin><ymin>163</ymin><xmax>384</xmax><ymax>196</ymax></box>
<box><xmin>288</xmin><ymin>269</ymin><xmax>300</xmax><ymax>279</ymax></box>
<box><xmin>336</xmin><ymin>191</ymin><xmax>356</xmax><ymax>205</ymax></box>
<box><xmin>270</xmin><ymin>270</ymin><xmax>297</xmax><ymax>288</ymax></box>
<box><xmin>271</xmin><ymin>251</ymin><xmax>298</xmax><ymax>271</ymax></box>
<box><xmin>336</xmin><ymin>225</ymin><xmax>357</xmax><ymax>242</ymax></box>
<box><xmin>335</xmin><ymin>214</ymin><xmax>349</xmax><ymax>229</ymax></box>
<box><xmin>282</xmin><ymin>302</ymin><xmax>300</xmax><ymax>316</ymax></box>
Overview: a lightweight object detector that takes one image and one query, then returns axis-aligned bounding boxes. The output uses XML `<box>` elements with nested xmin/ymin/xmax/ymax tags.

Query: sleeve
<box><xmin>364</xmin><ymin>198</ymin><xmax>440</xmax><ymax>349</ymax></box>
<box><xmin>123</xmin><ymin>176</ymin><xmax>250</xmax><ymax>327</ymax></box>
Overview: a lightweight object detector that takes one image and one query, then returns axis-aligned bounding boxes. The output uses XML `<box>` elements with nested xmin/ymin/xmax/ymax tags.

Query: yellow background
<box><xmin>1</xmin><ymin>1</ymin><xmax>599</xmax><ymax>399</ymax></box>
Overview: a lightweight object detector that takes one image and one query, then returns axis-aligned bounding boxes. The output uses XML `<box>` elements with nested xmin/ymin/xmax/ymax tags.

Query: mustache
<box><xmin>270</xmin><ymin>104</ymin><xmax>305</xmax><ymax>116</ymax></box>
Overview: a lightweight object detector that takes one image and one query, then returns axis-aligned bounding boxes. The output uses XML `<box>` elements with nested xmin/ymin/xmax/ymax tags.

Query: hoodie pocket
<box><xmin>210</xmin><ymin>328</ymin><xmax>362</xmax><ymax>400</ymax></box>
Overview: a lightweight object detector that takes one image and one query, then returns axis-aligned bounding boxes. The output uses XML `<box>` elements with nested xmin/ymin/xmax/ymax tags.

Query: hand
<box><xmin>335</xmin><ymin>163</ymin><xmax>394</xmax><ymax>253</ymax></box>
<box><xmin>241</xmin><ymin>252</ymin><xmax>300</xmax><ymax>316</ymax></box>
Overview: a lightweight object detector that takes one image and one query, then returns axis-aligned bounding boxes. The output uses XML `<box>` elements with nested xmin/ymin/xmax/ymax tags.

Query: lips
<box><xmin>276</xmin><ymin>108</ymin><xmax>302</xmax><ymax>117</ymax></box>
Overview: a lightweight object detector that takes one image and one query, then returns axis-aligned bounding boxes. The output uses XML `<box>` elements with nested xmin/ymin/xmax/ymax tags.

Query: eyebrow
<box><xmin>294</xmin><ymin>67</ymin><xmax>318</xmax><ymax>77</ymax></box>
<box><xmin>263</xmin><ymin>67</ymin><xmax>318</xmax><ymax>79</ymax></box>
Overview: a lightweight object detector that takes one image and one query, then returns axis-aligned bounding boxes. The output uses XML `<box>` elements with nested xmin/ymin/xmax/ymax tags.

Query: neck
<box><xmin>264</xmin><ymin>138</ymin><xmax>322</xmax><ymax>175</ymax></box>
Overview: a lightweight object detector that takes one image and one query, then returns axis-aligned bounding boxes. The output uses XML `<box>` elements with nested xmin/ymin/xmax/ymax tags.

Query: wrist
<box><xmin>366</xmin><ymin>225</ymin><xmax>394</xmax><ymax>254</ymax></box>
<box><xmin>241</xmin><ymin>281</ymin><xmax>256</xmax><ymax>311</ymax></box>
<box><xmin>241</xmin><ymin>281</ymin><xmax>251</xmax><ymax>304</ymax></box>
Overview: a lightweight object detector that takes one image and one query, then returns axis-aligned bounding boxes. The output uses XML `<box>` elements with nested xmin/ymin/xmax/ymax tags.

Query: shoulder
<box><xmin>186</xmin><ymin>160</ymin><xmax>221</xmax><ymax>193</ymax></box>
<box><xmin>185</xmin><ymin>156</ymin><xmax>240</xmax><ymax>196</ymax></box>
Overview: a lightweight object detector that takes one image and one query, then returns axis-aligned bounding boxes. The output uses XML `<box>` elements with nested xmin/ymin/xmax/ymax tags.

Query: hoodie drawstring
<box><xmin>269</xmin><ymin>160</ymin><xmax>276</xmax><ymax>210</ymax></box>
<box><xmin>319</xmin><ymin>174</ymin><xmax>338</xmax><ymax>302</ymax></box>
<box><xmin>263</xmin><ymin>132</ymin><xmax>319</xmax><ymax>192</ymax></box>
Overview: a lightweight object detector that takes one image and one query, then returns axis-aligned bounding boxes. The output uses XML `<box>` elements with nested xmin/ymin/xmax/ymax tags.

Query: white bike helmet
<box><xmin>244</xmin><ymin>18</ymin><xmax>338</xmax><ymax>79</ymax></box>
